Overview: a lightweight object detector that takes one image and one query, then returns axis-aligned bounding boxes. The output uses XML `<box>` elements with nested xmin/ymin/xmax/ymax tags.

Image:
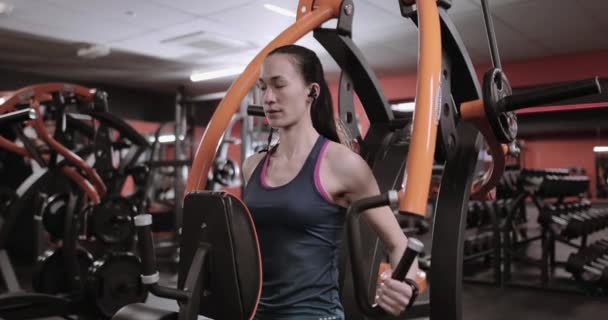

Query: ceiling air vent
<box><xmin>161</xmin><ymin>31</ymin><xmax>253</xmax><ymax>56</ymax></box>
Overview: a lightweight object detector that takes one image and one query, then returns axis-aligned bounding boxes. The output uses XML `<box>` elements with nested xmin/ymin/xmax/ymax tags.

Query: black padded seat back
<box><xmin>338</xmin><ymin>125</ymin><xmax>410</xmax><ymax>319</ymax></box>
<box><xmin>179</xmin><ymin>191</ymin><xmax>262</xmax><ymax>320</ymax></box>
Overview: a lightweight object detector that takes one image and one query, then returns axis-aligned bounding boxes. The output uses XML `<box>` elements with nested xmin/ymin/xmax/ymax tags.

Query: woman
<box><xmin>243</xmin><ymin>45</ymin><xmax>417</xmax><ymax>320</ymax></box>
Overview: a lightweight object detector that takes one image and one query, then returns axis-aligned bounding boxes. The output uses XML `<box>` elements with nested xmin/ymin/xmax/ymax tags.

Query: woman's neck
<box><xmin>275</xmin><ymin>120</ymin><xmax>319</xmax><ymax>159</ymax></box>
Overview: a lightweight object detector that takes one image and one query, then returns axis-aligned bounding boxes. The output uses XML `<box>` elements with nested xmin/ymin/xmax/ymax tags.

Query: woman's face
<box><xmin>259</xmin><ymin>54</ymin><xmax>313</xmax><ymax>128</ymax></box>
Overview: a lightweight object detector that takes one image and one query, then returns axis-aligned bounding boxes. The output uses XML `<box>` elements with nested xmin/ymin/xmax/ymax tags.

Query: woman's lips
<box><xmin>266</xmin><ymin>110</ymin><xmax>282</xmax><ymax>118</ymax></box>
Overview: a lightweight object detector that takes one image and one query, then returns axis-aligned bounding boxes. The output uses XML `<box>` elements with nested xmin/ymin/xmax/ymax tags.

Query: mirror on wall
<box><xmin>595</xmin><ymin>146</ymin><xmax>608</xmax><ymax>198</ymax></box>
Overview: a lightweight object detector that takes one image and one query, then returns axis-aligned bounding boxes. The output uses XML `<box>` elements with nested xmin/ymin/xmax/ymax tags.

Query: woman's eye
<box><xmin>259</xmin><ymin>86</ymin><xmax>267</xmax><ymax>91</ymax></box>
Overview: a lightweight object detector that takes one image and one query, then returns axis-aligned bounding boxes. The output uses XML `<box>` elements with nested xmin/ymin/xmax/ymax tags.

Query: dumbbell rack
<box><xmin>462</xmin><ymin>197</ymin><xmax>525</xmax><ymax>287</ymax></box>
<box><xmin>502</xmin><ymin>168</ymin><xmax>605</xmax><ymax>294</ymax></box>
<box><xmin>461</xmin><ymin>200</ymin><xmax>501</xmax><ymax>285</ymax></box>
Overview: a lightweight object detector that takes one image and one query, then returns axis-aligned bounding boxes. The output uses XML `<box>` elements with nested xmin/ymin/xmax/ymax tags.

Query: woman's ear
<box><xmin>307</xmin><ymin>83</ymin><xmax>320</xmax><ymax>99</ymax></box>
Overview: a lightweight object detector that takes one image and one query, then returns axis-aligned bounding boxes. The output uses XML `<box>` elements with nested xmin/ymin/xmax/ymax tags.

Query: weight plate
<box><xmin>483</xmin><ymin>68</ymin><xmax>517</xmax><ymax>143</ymax></box>
<box><xmin>90</xmin><ymin>196</ymin><xmax>136</xmax><ymax>247</ymax></box>
<box><xmin>88</xmin><ymin>252</ymin><xmax>148</xmax><ymax>318</ymax></box>
<box><xmin>213</xmin><ymin>159</ymin><xmax>240</xmax><ymax>186</ymax></box>
<box><xmin>33</xmin><ymin>246</ymin><xmax>93</xmax><ymax>294</ymax></box>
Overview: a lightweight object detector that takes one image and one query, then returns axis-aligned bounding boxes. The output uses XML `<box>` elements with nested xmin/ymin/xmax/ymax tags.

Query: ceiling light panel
<box><xmin>211</xmin><ymin>1</ymin><xmax>296</xmax><ymax>43</ymax></box>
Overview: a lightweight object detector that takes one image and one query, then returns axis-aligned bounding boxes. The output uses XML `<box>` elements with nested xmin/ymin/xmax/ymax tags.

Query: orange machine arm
<box><xmin>0</xmin><ymin>83</ymin><xmax>94</xmax><ymax>114</ymax></box>
<box><xmin>0</xmin><ymin>116</ymin><xmax>101</xmax><ymax>204</ymax></box>
<box><xmin>186</xmin><ymin>0</ymin><xmax>341</xmax><ymax>193</ymax></box>
<box><xmin>397</xmin><ymin>0</ymin><xmax>442</xmax><ymax>217</ymax></box>
<box><xmin>61</xmin><ymin>166</ymin><xmax>101</xmax><ymax>203</ymax></box>
<box><xmin>0</xmin><ymin>83</ymin><xmax>107</xmax><ymax>197</ymax></box>
<box><xmin>460</xmin><ymin>99</ymin><xmax>508</xmax><ymax>199</ymax></box>
<box><xmin>0</xmin><ymin>136</ymin><xmax>30</xmax><ymax>158</ymax></box>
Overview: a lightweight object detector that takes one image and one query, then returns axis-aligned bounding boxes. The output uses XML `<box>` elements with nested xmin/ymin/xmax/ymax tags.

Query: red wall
<box><xmin>330</xmin><ymin>50</ymin><xmax>608</xmax><ymax>134</ymax></box>
<box><xmin>329</xmin><ymin>49</ymin><xmax>608</xmax><ymax>199</ymax></box>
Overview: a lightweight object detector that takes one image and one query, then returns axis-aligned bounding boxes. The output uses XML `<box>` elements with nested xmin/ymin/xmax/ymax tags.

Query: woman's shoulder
<box><xmin>323</xmin><ymin>140</ymin><xmax>368</xmax><ymax>174</ymax></box>
<box><xmin>242</xmin><ymin>152</ymin><xmax>267</xmax><ymax>183</ymax></box>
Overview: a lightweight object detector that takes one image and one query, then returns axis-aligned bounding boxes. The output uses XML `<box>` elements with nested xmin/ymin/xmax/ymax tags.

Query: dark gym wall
<box><xmin>0</xmin><ymin>67</ymin><xmax>175</xmax><ymax>122</ymax></box>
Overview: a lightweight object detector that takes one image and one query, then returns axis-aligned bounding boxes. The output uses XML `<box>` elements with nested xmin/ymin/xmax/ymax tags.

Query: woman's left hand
<box><xmin>375</xmin><ymin>267</ymin><xmax>414</xmax><ymax>316</ymax></box>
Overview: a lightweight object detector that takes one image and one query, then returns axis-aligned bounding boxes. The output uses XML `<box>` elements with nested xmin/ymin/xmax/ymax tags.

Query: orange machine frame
<box><xmin>0</xmin><ymin>84</ymin><xmax>104</xmax><ymax>202</ymax></box>
<box><xmin>185</xmin><ymin>0</ymin><xmax>480</xmax><ymax>220</ymax></box>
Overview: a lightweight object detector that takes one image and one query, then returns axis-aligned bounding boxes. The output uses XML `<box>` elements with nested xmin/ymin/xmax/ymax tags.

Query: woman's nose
<box><xmin>263</xmin><ymin>88</ymin><xmax>276</xmax><ymax>105</ymax></box>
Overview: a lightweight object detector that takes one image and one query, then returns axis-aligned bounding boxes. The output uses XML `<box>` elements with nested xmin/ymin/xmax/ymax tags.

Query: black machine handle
<box><xmin>85</xmin><ymin>111</ymin><xmax>151</xmax><ymax>147</ymax></box>
<box><xmin>247</xmin><ymin>105</ymin><xmax>265</xmax><ymax>117</ymax></box>
<box><xmin>346</xmin><ymin>191</ymin><xmax>424</xmax><ymax>317</ymax></box>
<box><xmin>393</xmin><ymin>238</ymin><xmax>424</xmax><ymax>280</ymax></box>
<box><xmin>0</xmin><ymin>108</ymin><xmax>37</xmax><ymax>126</ymax></box>
<box><xmin>134</xmin><ymin>214</ymin><xmax>189</xmax><ymax>301</ymax></box>
<box><xmin>501</xmin><ymin>77</ymin><xmax>601</xmax><ymax>112</ymax></box>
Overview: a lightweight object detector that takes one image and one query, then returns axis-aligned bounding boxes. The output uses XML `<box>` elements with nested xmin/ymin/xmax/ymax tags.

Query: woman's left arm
<box><xmin>330</xmin><ymin>148</ymin><xmax>419</xmax><ymax>315</ymax></box>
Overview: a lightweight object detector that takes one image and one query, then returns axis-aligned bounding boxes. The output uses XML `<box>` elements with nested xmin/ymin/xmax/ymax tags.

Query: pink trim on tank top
<box><xmin>314</xmin><ymin>141</ymin><xmax>335</xmax><ymax>204</ymax></box>
<box><xmin>260</xmin><ymin>152</ymin><xmax>272</xmax><ymax>188</ymax></box>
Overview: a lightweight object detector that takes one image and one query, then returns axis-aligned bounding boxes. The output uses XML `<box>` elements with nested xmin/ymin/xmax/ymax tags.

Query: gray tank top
<box><xmin>244</xmin><ymin>136</ymin><xmax>346</xmax><ymax>320</ymax></box>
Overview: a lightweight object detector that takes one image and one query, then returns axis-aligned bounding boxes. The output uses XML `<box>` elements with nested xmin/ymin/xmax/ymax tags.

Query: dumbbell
<box><xmin>566</xmin><ymin>252</ymin><xmax>608</xmax><ymax>279</ymax></box>
<box><xmin>564</xmin><ymin>214</ymin><xmax>595</xmax><ymax>237</ymax></box>
<box><xmin>564</xmin><ymin>202</ymin><xmax>578</xmax><ymax>212</ymax></box>
<box><xmin>464</xmin><ymin>236</ymin><xmax>475</xmax><ymax>256</ymax></box>
<box><xmin>464</xmin><ymin>234</ymin><xmax>483</xmax><ymax>255</ymax></box>
<box><xmin>466</xmin><ymin>202</ymin><xmax>475</xmax><ymax>228</ymax></box>
<box><xmin>576</xmin><ymin>243</ymin><xmax>608</xmax><ymax>272</ymax></box>
<box><xmin>588</xmin><ymin>240</ymin><xmax>608</xmax><ymax>258</ymax></box>
<box><xmin>582</xmin><ymin>208</ymin><xmax>608</xmax><ymax>231</ymax></box>
<box><xmin>467</xmin><ymin>201</ymin><xmax>484</xmax><ymax>228</ymax></box>
<box><xmin>465</xmin><ymin>233</ymin><xmax>494</xmax><ymax>256</ymax></box>
<box><xmin>560</xmin><ymin>204</ymin><xmax>599</xmax><ymax>235</ymax></box>
<box><xmin>578</xmin><ymin>243</ymin><xmax>608</xmax><ymax>264</ymax></box>
<box><xmin>580</xmin><ymin>200</ymin><xmax>592</xmax><ymax>211</ymax></box>
<box><xmin>494</xmin><ymin>199</ymin><xmax>510</xmax><ymax>220</ymax></box>
<box><xmin>587</xmin><ymin>240</ymin><xmax>608</xmax><ymax>259</ymax></box>
<box><xmin>565</xmin><ymin>253</ymin><xmax>608</xmax><ymax>285</ymax></box>
<box><xmin>595</xmin><ymin>239</ymin><xmax>608</xmax><ymax>247</ymax></box>
<box><xmin>480</xmin><ymin>201</ymin><xmax>495</xmax><ymax>226</ymax></box>
<box><xmin>584</xmin><ymin>209</ymin><xmax>608</xmax><ymax>231</ymax></box>
<box><xmin>580</xmin><ymin>246</ymin><xmax>608</xmax><ymax>267</ymax></box>
<box><xmin>538</xmin><ymin>204</ymin><xmax>584</xmax><ymax>236</ymax></box>
<box><xmin>549</xmin><ymin>211</ymin><xmax>588</xmax><ymax>238</ymax></box>
<box><xmin>568</xmin><ymin>209</ymin><xmax>597</xmax><ymax>233</ymax></box>
<box><xmin>593</xmin><ymin>209</ymin><xmax>608</xmax><ymax>228</ymax></box>
<box><xmin>481</xmin><ymin>232</ymin><xmax>494</xmax><ymax>251</ymax></box>
<box><xmin>564</xmin><ymin>203</ymin><xmax>603</xmax><ymax>230</ymax></box>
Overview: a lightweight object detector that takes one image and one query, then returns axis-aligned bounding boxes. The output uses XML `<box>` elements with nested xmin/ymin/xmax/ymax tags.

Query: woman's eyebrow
<box><xmin>259</xmin><ymin>76</ymin><xmax>284</xmax><ymax>83</ymax></box>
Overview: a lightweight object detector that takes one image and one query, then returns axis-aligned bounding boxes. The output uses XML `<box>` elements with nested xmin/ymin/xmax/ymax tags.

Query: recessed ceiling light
<box><xmin>263</xmin><ymin>4</ymin><xmax>296</xmax><ymax>18</ymax></box>
<box><xmin>391</xmin><ymin>101</ymin><xmax>416</xmax><ymax>112</ymax></box>
<box><xmin>594</xmin><ymin>146</ymin><xmax>608</xmax><ymax>153</ymax></box>
<box><xmin>77</xmin><ymin>44</ymin><xmax>111</xmax><ymax>59</ymax></box>
<box><xmin>0</xmin><ymin>2</ymin><xmax>14</xmax><ymax>15</ymax></box>
<box><xmin>190</xmin><ymin>67</ymin><xmax>244</xmax><ymax>82</ymax></box>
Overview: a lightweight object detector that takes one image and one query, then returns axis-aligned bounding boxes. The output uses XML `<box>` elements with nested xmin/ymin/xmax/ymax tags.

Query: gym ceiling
<box><xmin>0</xmin><ymin>0</ymin><xmax>606</xmax><ymax>95</ymax></box>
